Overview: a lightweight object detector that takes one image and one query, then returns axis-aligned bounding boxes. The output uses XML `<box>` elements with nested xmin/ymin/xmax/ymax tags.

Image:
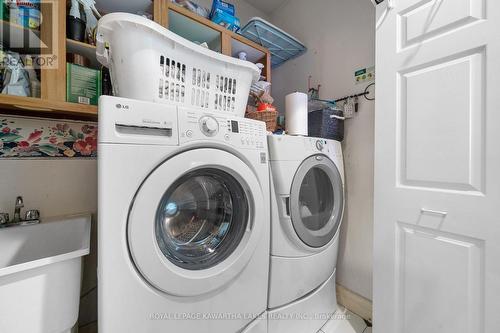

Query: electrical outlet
<box><xmin>355</xmin><ymin>66</ymin><xmax>375</xmax><ymax>85</ymax></box>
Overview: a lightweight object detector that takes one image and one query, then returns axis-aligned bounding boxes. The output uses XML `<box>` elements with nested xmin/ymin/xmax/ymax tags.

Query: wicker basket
<box><xmin>245</xmin><ymin>110</ymin><xmax>278</xmax><ymax>132</ymax></box>
<box><xmin>308</xmin><ymin>108</ymin><xmax>344</xmax><ymax>141</ymax></box>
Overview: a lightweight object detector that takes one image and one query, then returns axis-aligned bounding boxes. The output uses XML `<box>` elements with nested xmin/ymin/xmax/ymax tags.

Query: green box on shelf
<box><xmin>0</xmin><ymin>1</ymin><xmax>9</xmax><ymax>21</ymax></box>
<box><xmin>66</xmin><ymin>63</ymin><xmax>102</xmax><ymax>106</ymax></box>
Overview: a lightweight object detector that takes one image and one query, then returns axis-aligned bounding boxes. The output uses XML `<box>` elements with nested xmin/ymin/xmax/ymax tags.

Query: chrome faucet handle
<box><xmin>0</xmin><ymin>213</ymin><xmax>9</xmax><ymax>225</ymax></box>
<box><xmin>13</xmin><ymin>196</ymin><xmax>24</xmax><ymax>222</ymax></box>
<box><xmin>15</xmin><ymin>196</ymin><xmax>24</xmax><ymax>209</ymax></box>
<box><xmin>24</xmin><ymin>210</ymin><xmax>40</xmax><ymax>221</ymax></box>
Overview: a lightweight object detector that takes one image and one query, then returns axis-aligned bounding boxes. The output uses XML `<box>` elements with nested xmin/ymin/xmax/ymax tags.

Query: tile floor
<box><xmin>319</xmin><ymin>306</ymin><xmax>369</xmax><ymax>333</ymax></box>
<box><xmin>78</xmin><ymin>306</ymin><xmax>372</xmax><ymax>333</ymax></box>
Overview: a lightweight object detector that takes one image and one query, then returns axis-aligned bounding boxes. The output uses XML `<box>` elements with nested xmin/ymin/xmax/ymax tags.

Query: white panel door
<box><xmin>374</xmin><ymin>0</ymin><xmax>500</xmax><ymax>333</ymax></box>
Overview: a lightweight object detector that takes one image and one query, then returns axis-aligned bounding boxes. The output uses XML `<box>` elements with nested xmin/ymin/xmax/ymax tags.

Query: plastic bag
<box><xmin>171</xmin><ymin>0</ymin><xmax>209</xmax><ymax>18</ymax></box>
<box><xmin>1</xmin><ymin>52</ymin><xmax>31</xmax><ymax>97</ymax></box>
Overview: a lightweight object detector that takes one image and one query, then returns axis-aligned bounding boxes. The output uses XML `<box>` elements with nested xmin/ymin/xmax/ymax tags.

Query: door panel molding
<box><xmin>397</xmin><ymin>0</ymin><xmax>485</xmax><ymax>50</ymax></box>
<box><xmin>395</xmin><ymin>222</ymin><xmax>485</xmax><ymax>333</ymax></box>
<box><xmin>397</xmin><ymin>47</ymin><xmax>486</xmax><ymax>193</ymax></box>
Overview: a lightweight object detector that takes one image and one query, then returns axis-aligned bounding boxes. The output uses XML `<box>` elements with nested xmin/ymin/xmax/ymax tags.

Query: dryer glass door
<box><xmin>290</xmin><ymin>155</ymin><xmax>344</xmax><ymax>248</ymax></box>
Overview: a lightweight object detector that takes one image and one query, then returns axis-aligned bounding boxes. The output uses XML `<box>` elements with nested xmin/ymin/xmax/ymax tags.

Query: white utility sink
<box><xmin>0</xmin><ymin>214</ymin><xmax>91</xmax><ymax>333</ymax></box>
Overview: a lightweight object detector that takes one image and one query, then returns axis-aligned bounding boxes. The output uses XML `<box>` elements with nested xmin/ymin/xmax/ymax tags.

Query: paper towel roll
<box><xmin>285</xmin><ymin>92</ymin><xmax>308</xmax><ymax>136</ymax></box>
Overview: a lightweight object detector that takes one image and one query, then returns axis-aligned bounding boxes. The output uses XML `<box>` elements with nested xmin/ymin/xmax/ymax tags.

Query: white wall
<box><xmin>270</xmin><ymin>0</ymin><xmax>375</xmax><ymax>300</ymax></box>
<box><xmin>0</xmin><ymin>159</ymin><xmax>97</xmax><ymax>217</ymax></box>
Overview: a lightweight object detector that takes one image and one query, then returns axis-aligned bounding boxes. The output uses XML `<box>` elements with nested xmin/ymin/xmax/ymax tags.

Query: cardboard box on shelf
<box><xmin>210</xmin><ymin>0</ymin><xmax>235</xmax><ymax>18</ymax></box>
<box><xmin>211</xmin><ymin>9</ymin><xmax>240</xmax><ymax>32</ymax></box>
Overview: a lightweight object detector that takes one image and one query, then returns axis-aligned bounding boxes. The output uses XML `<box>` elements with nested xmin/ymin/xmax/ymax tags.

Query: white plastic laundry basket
<box><xmin>96</xmin><ymin>13</ymin><xmax>260</xmax><ymax>116</ymax></box>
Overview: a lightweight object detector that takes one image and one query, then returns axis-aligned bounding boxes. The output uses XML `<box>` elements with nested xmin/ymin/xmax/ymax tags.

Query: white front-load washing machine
<box><xmin>267</xmin><ymin>135</ymin><xmax>345</xmax><ymax>333</ymax></box>
<box><xmin>98</xmin><ymin>96</ymin><xmax>270</xmax><ymax>333</ymax></box>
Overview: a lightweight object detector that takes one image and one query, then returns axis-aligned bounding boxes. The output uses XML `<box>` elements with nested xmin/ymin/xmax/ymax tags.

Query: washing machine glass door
<box><xmin>155</xmin><ymin>168</ymin><xmax>248</xmax><ymax>271</ymax></box>
<box><xmin>289</xmin><ymin>155</ymin><xmax>344</xmax><ymax>248</ymax></box>
<box><xmin>127</xmin><ymin>148</ymin><xmax>265</xmax><ymax>297</ymax></box>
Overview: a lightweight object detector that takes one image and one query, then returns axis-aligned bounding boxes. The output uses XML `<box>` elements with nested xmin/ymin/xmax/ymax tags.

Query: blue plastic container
<box><xmin>240</xmin><ymin>17</ymin><xmax>307</xmax><ymax>68</ymax></box>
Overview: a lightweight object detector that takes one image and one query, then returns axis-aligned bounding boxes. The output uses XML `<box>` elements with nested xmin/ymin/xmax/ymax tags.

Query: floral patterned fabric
<box><xmin>0</xmin><ymin>116</ymin><xmax>97</xmax><ymax>158</ymax></box>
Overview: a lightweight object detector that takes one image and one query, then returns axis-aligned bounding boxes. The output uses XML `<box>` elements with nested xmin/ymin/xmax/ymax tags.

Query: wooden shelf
<box><xmin>231</xmin><ymin>32</ymin><xmax>269</xmax><ymax>55</ymax></box>
<box><xmin>168</xmin><ymin>4</ymin><xmax>225</xmax><ymax>37</ymax></box>
<box><xmin>0</xmin><ymin>95</ymin><xmax>97</xmax><ymax>119</ymax></box>
<box><xmin>231</xmin><ymin>38</ymin><xmax>265</xmax><ymax>63</ymax></box>
<box><xmin>66</xmin><ymin>39</ymin><xmax>100</xmax><ymax>69</ymax></box>
<box><xmin>167</xmin><ymin>4</ymin><xmax>268</xmax><ymax>53</ymax></box>
<box><xmin>165</xmin><ymin>3</ymin><xmax>272</xmax><ymax>82</ymax></box>
<box><xmin>0</xmin><ymin>0</ymin><xmax>270</xmax><ymax>120</ymax></box>
<box><xmin>0</xmin><ymin>1</ymin><xmax>154</xmax><ymax>120</ymax></box>
<box><xmin>168</xmin><ymin>9</ymin><xmax>222</xmax><ymax>52</ymax></box>
<box><xmin>95</xmin><ymin>0</ymin><xmax>153</xmax><ymax>16</ymax></box>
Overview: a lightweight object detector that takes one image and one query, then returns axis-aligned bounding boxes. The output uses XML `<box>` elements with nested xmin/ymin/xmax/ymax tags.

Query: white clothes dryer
<box><xmin>267</xmin><ymin>135</ymin><xmax>345</xmax><ymax>333</ymax></box>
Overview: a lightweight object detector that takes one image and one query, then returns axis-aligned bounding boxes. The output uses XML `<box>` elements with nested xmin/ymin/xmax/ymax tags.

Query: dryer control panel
<box><xmin>178</xmin><ymin>108</ymin><xmax>267</xmax><ymax>150</ymax></box>
<box><xmin>304</xmin><ymin>137</ymin><xmax>342</xmax><ymax>157</ymax></box>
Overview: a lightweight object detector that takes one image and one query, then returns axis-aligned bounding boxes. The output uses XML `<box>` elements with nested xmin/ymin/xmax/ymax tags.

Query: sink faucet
<box><xmin>0</xmin><ymin>196</ymin><xmax>40</xmax><ymax>228</ymax></box>
<box><xmin>13</xmin><ymin>196</ymin><xmax>24</xmax><ymax>222</ymax></box>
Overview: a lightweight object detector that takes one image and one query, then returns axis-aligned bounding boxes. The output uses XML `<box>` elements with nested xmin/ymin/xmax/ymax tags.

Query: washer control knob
<box><xmin>200</xmin><ymin>116</ymin><xmax>219</xmax><ymax>136</ymax></box>
<box><xmin>316</xmin><ymin>140</ymin><xmax>324</xmax><ymax>151</ymax></box>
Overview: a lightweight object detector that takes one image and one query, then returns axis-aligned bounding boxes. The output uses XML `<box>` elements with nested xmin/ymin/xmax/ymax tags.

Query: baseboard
<box><xmin>336</xmin><ymin>284</ymin><xmax>372</xmax><ymax>323</ymax></box>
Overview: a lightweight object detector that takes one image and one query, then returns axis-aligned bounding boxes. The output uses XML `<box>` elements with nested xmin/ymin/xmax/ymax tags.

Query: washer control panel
<box><xmin>179</xmin><ymin>109</ymin><xmax>267</xmax><ymax>150</ymax></box>
<box><xmin>225</xmin><ymin>118</ymin><xmax>266</xmax><ymax>149</ymax></box>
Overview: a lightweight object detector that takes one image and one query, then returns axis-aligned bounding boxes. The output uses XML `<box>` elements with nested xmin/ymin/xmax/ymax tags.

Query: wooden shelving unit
<box><xmin>0</xmin><ymin>0</ymin><xmax>99</xmax><ymax>119</ymax></box>
<box><xmin>0</xmin><ymin>95</ymin><xmax>98</xmax><ymax>119</ymax></box>
<box><xmin>0</xmin><ymin>0</ymin><xmax>271</xmax><ymax>120</ymax></box>
<box><xmin>164</xmin><ymin>2</ymin><xmax>271</xmax><ymax>82</ymax></box>
<box><xmin>66</xmin><ymin>39</ymin><xmax>99</xmax><ymax>69</ymax></box>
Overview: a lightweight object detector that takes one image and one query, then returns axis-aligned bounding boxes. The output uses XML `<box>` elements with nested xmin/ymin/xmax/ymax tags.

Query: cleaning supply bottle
<box><xmin>78</xmin><ymin>0</ymin><xmax>101</xmax><ymax>41</ymax></box>
<box><xmin>67</xmin><ymin>0</ymin><xmax>86</xmax><ymax>42</ymax></box>
<box><xmin>7</xmin><ymin>0</ymin><xmax>20</xmax><ymax>26</ymax></box>
<box><xmin>16</xmin><ymin>0</ymin><xmax>41</xmax><ymax>30</ymax></box>
<box><xmin>69</xmin><ymin>0</ymin><xmax>81</xmax><ymax>19</ymax></box>
<box><xmin>24</xmin><ymin>56</ymin><xmax>40</xmax><ymax>97</ymax></box>
<box><xmin>1</xmin><ymin>0</ymin><xmax>10</xmax><ymax>21</ymax></box>
<box><xmin>68</xmin><ymin>0</ymin><xmax>101</xmax><ymax>43</ymax></box>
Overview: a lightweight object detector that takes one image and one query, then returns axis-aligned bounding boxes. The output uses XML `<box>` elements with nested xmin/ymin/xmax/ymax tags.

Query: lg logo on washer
<box><xmin>115</xmin><ymin>103</ymin><xmax>130</xmax><ymax>110</ymax></box>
